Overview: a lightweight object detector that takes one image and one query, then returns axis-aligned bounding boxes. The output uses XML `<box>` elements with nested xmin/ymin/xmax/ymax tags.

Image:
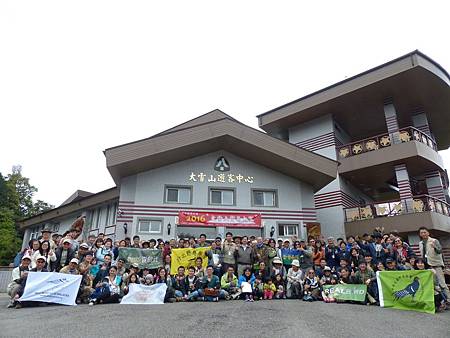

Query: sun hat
<box><xmin>273</xmin><ymin>257</ymin><xmax>283</xmax><ymax>265</ymax></box>
<box><xmin>291</xmin><ymin>259</ymin><xmax>300</xmax><ymax>267</ymax></box>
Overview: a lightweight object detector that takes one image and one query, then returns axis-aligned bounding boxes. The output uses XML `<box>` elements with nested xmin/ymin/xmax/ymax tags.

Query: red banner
<box><xmin>178</xmin><ymin>211</ymin><xmax>262</xmax><ymax>228</ymax></box>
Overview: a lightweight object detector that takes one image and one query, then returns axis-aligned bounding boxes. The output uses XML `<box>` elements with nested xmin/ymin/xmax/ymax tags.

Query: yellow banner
<box><xmin>170</xmin><ymin>247</ymin><xmax>210</xmax><ymax>275</ymax></box>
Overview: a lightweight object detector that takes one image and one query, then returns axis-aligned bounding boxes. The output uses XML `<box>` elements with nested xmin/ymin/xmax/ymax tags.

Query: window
<box><xmin>165</xmin><ymin>186</ymin><xmax>191</xmax><ymax>204</ymax></box>
<box><xmin>138</xmin><ymin>219</ymin><xmax>162</xmax><ymax>233</ymax></box>
<box><xmin>278</xmin><ymin>224</ymin><xmax>298</xmax><ymax>236</ymax></box>
<box><xmin>252</xmin><ymin>190</ymin><xmax>277</xmax><ymax>207</ymax></box>
<box><xmin>209</xmin><ymin>188</ymin><xmax>235</xmax><ymax>205</ymax></box>
<box><xmin>105</xmin><ymin>205</ymin><xmax>110</xmax><ymax>226</ymax></box>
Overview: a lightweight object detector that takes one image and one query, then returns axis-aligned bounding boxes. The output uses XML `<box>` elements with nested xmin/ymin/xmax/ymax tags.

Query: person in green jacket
<box><xmin>354</xmin><ymin>261</ymin><xmax>377</xmax><ymax>304</ymax></box>
<box><xmin>220</xmin><ymin>265</ymin><xmax>240</xmax><ymax>299</ymax></box>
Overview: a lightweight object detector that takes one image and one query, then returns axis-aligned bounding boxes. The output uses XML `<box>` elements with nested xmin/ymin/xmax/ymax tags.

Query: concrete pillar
<box><xmin>394</xmin><ymin>164</ymin><xmax>413</xmax><ymax>212</ymax></box>
<box><xmin>425</xmin><ymin>171</ymin><xmax>446</xmax><ymax>201</ymax></box>
<box><xmin>383</xmin><ymin>101</ymin><xmax>400</xmax><ymax>144</ymax></box>
<box><xmin>412</xmin><ymin>112</ymin><xmax>432</xmax><ymax>138</ymax></box>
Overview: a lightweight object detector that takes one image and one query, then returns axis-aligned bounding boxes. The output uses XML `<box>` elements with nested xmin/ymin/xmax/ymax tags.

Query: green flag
<box><xmin>376</xmin><ymin>270</ymin><xmax>435</xmax><ymax>314</ymax></box>
<box><xmin>322</xmin><ymin>284</ymin><xmax>367</xmax><ymax>302</ymax></box>
<box><xmin>118</xmin><ymin>248</ymin><xmax>162</xmax><ymax>270</ymax></box>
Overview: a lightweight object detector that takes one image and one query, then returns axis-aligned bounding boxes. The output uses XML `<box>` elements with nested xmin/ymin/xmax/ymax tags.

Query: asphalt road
<box><xmin>0</xmin><ymin>294</ymin><xmax>448</xmax><ymax>338</ymax></box>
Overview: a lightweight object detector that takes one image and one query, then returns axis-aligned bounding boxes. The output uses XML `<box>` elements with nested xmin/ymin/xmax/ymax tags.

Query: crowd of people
<box><xmin>7</xmin><ymin>225</ymin><xmax>450</xmax><ymax>312</ymax></box>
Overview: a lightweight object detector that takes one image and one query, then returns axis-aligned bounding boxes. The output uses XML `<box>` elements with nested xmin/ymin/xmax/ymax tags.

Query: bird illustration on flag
<box><xmin>393</xmin><ymin>277</ymin><xmax>420</xmax><ymax>300</ymax></box>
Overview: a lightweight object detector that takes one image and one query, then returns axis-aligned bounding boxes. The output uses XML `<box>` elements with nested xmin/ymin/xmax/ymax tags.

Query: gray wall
<box><xmin>118</xmin><ymin>150</ymin><xmax>316</xmax><ymax>241</ymax></box>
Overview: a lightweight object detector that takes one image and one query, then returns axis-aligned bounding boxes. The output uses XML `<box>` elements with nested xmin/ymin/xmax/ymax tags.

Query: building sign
<box><xmin>214</xmin><ymin>156</ymin><xmax>230</xmax><ymax>172</ymax></box>
<box><xmin>178</xmin><ymin>211</ymin><xmax>262</xmax><ymax>228</ymax></box>
<box><xmin>188</xmin><ymin>172</ymin><xmax>254</xmax><ymax>184</ymax></box>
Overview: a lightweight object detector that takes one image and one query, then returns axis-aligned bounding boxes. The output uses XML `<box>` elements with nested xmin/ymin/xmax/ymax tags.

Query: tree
<box><xmin>0</xmin><ymin>166</ymin><xmax>55</xmax><ymax>265</ymax></box>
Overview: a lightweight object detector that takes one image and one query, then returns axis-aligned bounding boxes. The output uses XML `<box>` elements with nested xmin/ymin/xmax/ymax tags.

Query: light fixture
<box><xmin>167</xmin><ymin>223</ymin><xmax>171</xmax><ymax>235</ymax></box>
<box><xmin>123</xmin><ymin>222</ymin><xmax>128</xmax><ymax>234</ymax></box>
<box><xmin>270</xmin><ymin>226</ymin><xmax>275</xmax><ymax>238</ymax></box>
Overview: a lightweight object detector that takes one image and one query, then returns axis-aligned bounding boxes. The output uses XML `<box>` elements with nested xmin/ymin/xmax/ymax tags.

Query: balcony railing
<box><xmin>344</xmin><ymin>194</ymin><xmax>450</xmax><ymax>222</ymax></box>
<box><xmin>337</xmin><ymin>126</ymin><xmax>437</xmax><ymax>159</ymax></box>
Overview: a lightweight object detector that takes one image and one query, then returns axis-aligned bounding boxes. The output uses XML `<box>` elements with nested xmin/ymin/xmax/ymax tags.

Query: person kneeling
<box><xmin>193</xmin><ymin>265</ymin><xmax>226</xmax><ymax>302</ymax></box>
<box><xmin>89</xmin><ymin>266</ymin><xmax>121</xmax><ymax>306</ymax></box>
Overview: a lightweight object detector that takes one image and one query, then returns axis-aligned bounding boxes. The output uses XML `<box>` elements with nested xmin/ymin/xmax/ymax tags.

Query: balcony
<box><xmin>344</xmin><ymin>195</ymin><xmax>450</xmax><ymax>235</ymax></box>
<box><xmin>337</xmin><ymin>126</ymin><xmax>437</xmax><ymax>159</ymax></box>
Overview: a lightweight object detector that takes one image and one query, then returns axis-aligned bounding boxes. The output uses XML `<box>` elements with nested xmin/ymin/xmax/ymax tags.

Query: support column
<box><xmin>425</xmin><ymin>171</ymin><xmax>446</xmax><ymax>201</ymax></box>
<box><xmin>394</xmin><ymin>164</ymin><xmax>413</xmax><ymax>212</ymax></box>
<box><xmin>383</xmin><ymin>100</ymin><xmax>400</xmax><ymax>144</ymax></box>
<box><xmin>412</xmin><ymin>112</ymin><xmax>432</xmax><ymax>138</ymax></box>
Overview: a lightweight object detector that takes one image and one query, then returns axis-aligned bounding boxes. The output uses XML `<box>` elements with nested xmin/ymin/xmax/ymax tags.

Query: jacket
<box><xmin>419</xmin><ymin>237</ymin><xmax>444</xmax><ymax>267</ymax></box>
<box><xmin>325</xmin><ymin>245</ymin><xmax>341</xmax><ymax>269</ymax></box>
<box><xmin>235</xmin><ymin>245</ymin><xmax>254</xmax><ymax>265</ymax></box>
<box><xmin>238</xmin><ymin>274</ymin><xmax>255</xmax><ymax>287</ymax></box>
<box><xmin>221</xmin><ymin>273</ymin><xmax>238</xmax><ymax>289</ymax></box>
<box><xmin>222</xmin><ymin>241</ymin><xmax>237</xmax><ymax>264</ymax></box>
<box><xmin>52</xmin><ymin>247</ymin><xmax>76</xmax><ymax>272</ymax></box>
<box><xmin>199</xmin><ymin>275</ymin><xmax>220</xmax><ymax>290</ymax></box>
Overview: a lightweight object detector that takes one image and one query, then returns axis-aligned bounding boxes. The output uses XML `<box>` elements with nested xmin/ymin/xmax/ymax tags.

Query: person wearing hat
<box><xmin>320</xmin><ymin>266</ymin><xmax>338</xmax><ymax>302</ymax></box>
<box><xmin>31</xmin><ymin>256</ymin><xmax>49</xmax><ymax>273</ymax></box>
<box><xmin>385</xmin><ymin>257</ymin><xmax>405</xmax><ymax>271</ymax></box>
<box><xmin>40</xmin><ymin>225</ymin><xmax>57</xmax><ymax>250</ymax></box>
<box><xmin>77</xmin><ymin>242</ymin><xmax>90</xmax><ymax>262</ymax></box>
<box><xmin>6</xmin><ymin>255</ymin><xmax>31</xmax><ymax>308</ymax></box>
<box><xmin>270</xmin><ymin>256</ymin><xmax>287</xmax><ymax>280</ymax></box>
<box><xmin>60</xmin><ymin>258</ymin><xmax>80</xmax><ymax>275</ymax></box>
<box><xmin>354</xmin><ymin>261</ymin><xmax>378</xmax><ymax>304</ymax></box>
<box><xmin>286</xmin><ymin>259</ymin><xmax>303</xmax><ymax>299</ymax></box>
<box><xmin>53</xmin><ymin>238</ymin><xmax>76</xmax><ymax>272</ymax></box>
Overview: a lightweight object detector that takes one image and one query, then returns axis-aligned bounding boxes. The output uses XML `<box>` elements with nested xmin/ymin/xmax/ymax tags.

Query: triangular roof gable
<box><xmin>105</xmin><ymin>113</ymin><xmax>337</xmax><ymax>191</ymax></box>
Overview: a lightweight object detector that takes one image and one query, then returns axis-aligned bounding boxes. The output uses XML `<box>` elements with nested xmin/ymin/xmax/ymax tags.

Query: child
<box><xmin>254</xmin><ymin>277</ymin><xmax>264</xmax><ymax>300</ymax></box>
<box><xmin>263</xmin><ymin>278</ymin><xmax>276</xmax><ymax>300</ymax></box>
<box><xmin>143</xmin><ymin>274</ymin><xmax>154</xmax><ymax>286</ymax></box>
<box><xmin>274</xmin><ymin>274</ymin><xmax>286</xmax><ymax>299</ymax></box>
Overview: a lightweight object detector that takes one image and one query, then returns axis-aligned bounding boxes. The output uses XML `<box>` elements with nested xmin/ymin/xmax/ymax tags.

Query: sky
<box><xmin>1</xmin><ymin>1</ymin><xmax>450</xmax><ymax>207</ymax></box>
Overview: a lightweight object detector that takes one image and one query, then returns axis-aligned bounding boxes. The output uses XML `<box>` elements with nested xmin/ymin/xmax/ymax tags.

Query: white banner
<box><xmin>19</xmin><ymin>272</ymin><xmax>82</xmax><ymax>306</ymax></box>
<box><xmin>120</xmin><ymin>283</ymin><xmax>167</xmax><ymax>305</ymax></box>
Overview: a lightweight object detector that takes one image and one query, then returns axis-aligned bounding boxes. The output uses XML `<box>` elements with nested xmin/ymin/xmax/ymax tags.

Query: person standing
<box><xmin>222</xmin><ymin>232</ymin><xmax>237</xmax><ymax>274</ymax></box>
<box><xmin>418</xmin><ymin>227</ymin><xmax>450</xmax><ymax>301</ymax></box>
<box><xmin>235</xmin><ymin>236</ymin><xmax>254</xmax><ymax>277</ymax></box>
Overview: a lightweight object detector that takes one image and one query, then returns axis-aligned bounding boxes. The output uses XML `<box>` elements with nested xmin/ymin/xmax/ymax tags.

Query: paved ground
<box><xmin>0</xmin><ymin>294</ymin><xmax>449</xmax><ymax>338</ymax></box>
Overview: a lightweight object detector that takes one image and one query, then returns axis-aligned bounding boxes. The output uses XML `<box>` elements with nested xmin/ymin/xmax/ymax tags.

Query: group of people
<box><xmin>7</xmin><ymin>225</ymin><xmax>450</xmax><ymax>312</ymax></box>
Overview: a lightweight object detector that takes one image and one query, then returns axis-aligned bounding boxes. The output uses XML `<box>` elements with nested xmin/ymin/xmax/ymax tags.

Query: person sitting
<box><xmin>171</xmin><ymin>266</ymin><xmax>188</xmax><ymax>301</ymax></box>
<box><xmin>263</xmin><ymin>278</ymin><xmax>276</xmax><ymax>300</ymax></box>
<box><xmin>315</xmin><ymin>258</ymin><xmax>328</xmax><ymax>278</ymax></box>
<box><xmin>271</xmin><ymin>257</ymin><xmax>287</xmax><ymax>281</ymax></box>
<box><xmin>254</xmin><ymin>276</ymin><xmax>264</xmax><ymax>300</ymax></box>
<box><xmin>320</xmin><ymin>266</ymin><xmax>338</xmax><ymax>302</ymax></box>
<box><xmin>195</xmin><ymin>266</ymin><xmax>225</xmax><ymax>302</ymax></box>
<box><xmin>385</xmin><ymin>257</ymin><xmax>405</xmax><ymax>271</ymax></box>
<box><xmin>60</xmin><ymin>258</ymin><xmax>80</xmax><ymax>275</ymax></box>
<box><xmin>303</xmin><ymin>268</ymin><xmax>321</xmax><ymax>301</ymax></box>
<box><xmin>52</xmin><ymin>239</ymin><xmax>75</xmax><ymax>272</ymax></box>
<box><xmin>7</xmin><ymin>255</ymin><xmax>31</xmax><ymax>308</ymax></box>
<box><xmin>338</xmin><ymin>267</ymin><xmax>354</xmax><ymax>284</ymax></box>
<box><xmin>194</xmin><ymin>257</ymin><xmax>205</xmax><ymax>278</ymax></box>
<box><xmin>273</xmin><ymin>274</ymin><xmax>285</xmax><ymax>299</ymax></box>
<box><xmin>185</xmin><ymin>266</ymin><xmax>201</xmax><ymax>301</ymax></box>
<box><xmin>354</xmin><ymin>261</ymin><xmax>378</xmax><ymax>305</ymax></box>
<box><xmin>414</xmin><ymin>258</ymin><xmax>447</xmax><ymax>312</ymax></box>
<box><xmin>286</xmin><ymin>259</ymin><xmax>303</xmax><ymax>299</ymax></box>
<box><xmin>89</xmin><ymin>266</ymin><xmax>122</xmax><ymax>306</ymax></box>
<box><xmin>220</xmin><ymin>265</ymin><xmax>240</xmax><ymax>300</ymax></box>
<box><xmin>238</xmin><ymin>267</ymin><xmax>256</xmax><ymax>302</ymax></box>
<box><xmin>143</xmin><ymin>274</ymin><xmax>154</xmax><ymax>286</ymax></box>
<box><xmin>123</xmin><ymin>273</ymin><xmax>140</xmax><ymax>295</ymax></box>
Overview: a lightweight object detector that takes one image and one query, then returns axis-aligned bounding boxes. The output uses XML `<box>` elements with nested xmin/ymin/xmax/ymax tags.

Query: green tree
<box><xmin>0</xmin><ymin>167</ymin><xmax>55</xmax><ymax>265</ymax></box>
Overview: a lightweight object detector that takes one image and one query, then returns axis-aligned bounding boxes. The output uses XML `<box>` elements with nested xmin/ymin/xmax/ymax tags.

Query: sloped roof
<box><xmin>257</xmin><ymin>50</ymin><xmax>450</xmax><ymax>150</ymax></box>
<box><xmin>104</xmin><ymin>111</ymin><xmax>338</xmax><ymax>191</ymax></box>
<box><xmin>60</xmin><ymin>190</ymin><xmax>93</xmax><ymax>206</ymax></box>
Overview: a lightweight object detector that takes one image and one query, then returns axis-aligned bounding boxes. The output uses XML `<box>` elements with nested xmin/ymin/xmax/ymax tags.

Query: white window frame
<box><xmin>252</xmin><ymin>189</ymin><xmax>277</xmax><ymax>207</ymax></box>
<box><xmin>278</xmin><ymin>223</ymin><xmax>299</xmax><ymax>237</ymax></box>
<box><xmin>164</xmin><ymin>185</ymin><xmax>192</xmax><ymax>204</ymax></box>
<box><xmin>138</xmin><ymin>218</ymin><xmax>163</xmax><ymax>234</ymax></box>
<box><xmin>209</xmin><ymin>187</ymin><xmax>235</xmax><ymax>206</ymax></box>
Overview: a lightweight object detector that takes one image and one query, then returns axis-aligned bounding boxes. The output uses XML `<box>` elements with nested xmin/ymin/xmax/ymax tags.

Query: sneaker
<box><xmin>7</xmin><ymin>301</ymin><xmax>14</xmax><ymax>309</ymax></box>
<box><xmin>250</xmin><ymin>298</ymin><xmax>254</xmax><ymax>302</ymax></box>
<box><xmin>15</xmin><ymin>303</ymin><xmax>22</xmax><ymax>309</ymax></box>
<box><xmin>88</xmin><ymin>301</ymin><xmax>95</xmax><ymax>306</ymax></box>
<box><xmin>167</xmin><ymin>298</ymin><xmax>176</xmax><ymax>303</ymax></box>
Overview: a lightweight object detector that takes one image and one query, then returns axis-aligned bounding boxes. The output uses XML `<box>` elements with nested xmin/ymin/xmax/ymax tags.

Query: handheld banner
<box><xmin>170</xmin><ymin>247</ymin><xmax>210</xmax><ymax>275</ymax></box>
<box><xmin>322</xmin><ymin>284</ymin><xmax>367</xmax><ymax>302</ymax></box>
<box><xmin>120</xmin><ymin>283</ymin><xmax>167</xmax><ymax>305</ymax></box>
<box><xmin>19</xmin><ymin>272</ymin><xmax>82</xmax><ymax>306</ymax></box>
<box><xmin>118</xmin><ymin>248</ymin><xmax>163</xmax><ymax>269</ymax></box>
<box><xmin>376</xmin><ymin>270</ymin><xmax>435</xmax><ymax>314</ymax></box>
<box><xmin>280</xmin><ymin>248</ymin><xmax>300</xmax><ymax>265</ymax></box>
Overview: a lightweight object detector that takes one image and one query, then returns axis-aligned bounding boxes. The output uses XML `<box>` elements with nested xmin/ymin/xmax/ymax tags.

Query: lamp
<box><xmin>123</xmin><ymin>222</ymin><xmax>128</xmax><ymax>235</ymax></box>
<box><xmin>270</xmin><ymin>226</ymin><xmax>275</xmax><ymax>238</ymax></box>
<box><xmin>167</xmin><ymin>223</ymin><xmax>171</xmax><ymax>235</ymax></box>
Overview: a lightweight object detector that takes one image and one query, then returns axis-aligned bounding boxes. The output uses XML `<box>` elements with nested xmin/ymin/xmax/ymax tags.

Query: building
<box><xmin>258</xmin><ymin>50</ymin><xmax>450</xmax><ymax>261</ymax></box>
<box><xmin>19</xmin><ymin>51</ymin><xmax>450</xmax><ymax>263</ymax></box>
<box><xmin>19</xmin><ymin>110</ymin><xmax>337</xmax><ymax>244</ymax></box>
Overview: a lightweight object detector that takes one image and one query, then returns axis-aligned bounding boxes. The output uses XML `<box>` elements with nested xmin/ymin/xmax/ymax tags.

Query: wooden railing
<box><xmin>337</xmin><ymin>126</ymin><xmax>437</xmax><ymax>159</ymax></box>
<box><xmin>344</xmin><ymin>194</ymin><xmax>450</xmax><ymax>222</ymax></box>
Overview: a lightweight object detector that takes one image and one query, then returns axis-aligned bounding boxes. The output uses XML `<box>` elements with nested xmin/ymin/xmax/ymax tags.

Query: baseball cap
<box><xmin>80</xmin><ymin>243</ymin><xmax>89</xmax><ymax>249</ymax></box>
<box><xmin>70</xmin><ymin>258</ymin><xmax>79</xmax><ymax>264</ymax></box>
